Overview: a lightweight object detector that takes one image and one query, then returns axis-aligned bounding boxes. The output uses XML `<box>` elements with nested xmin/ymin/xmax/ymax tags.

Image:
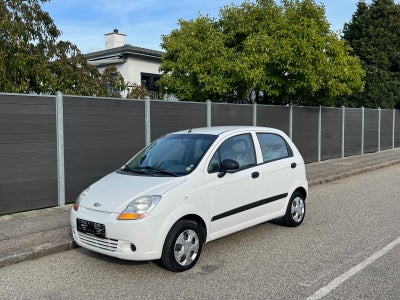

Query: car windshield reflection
<box><xmin>124</xmin><ymin>134</ymin><xmax>217</xmax><ymax>176</ymax></box>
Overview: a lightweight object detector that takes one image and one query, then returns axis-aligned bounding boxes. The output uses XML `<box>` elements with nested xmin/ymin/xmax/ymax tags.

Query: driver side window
<box><xmin>207</xmin><ymin>133</ymin><xmax>256</xmax><ymax>173</ymax></box>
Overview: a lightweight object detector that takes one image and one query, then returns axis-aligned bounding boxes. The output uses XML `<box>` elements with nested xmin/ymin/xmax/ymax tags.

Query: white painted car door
<box><xmin>255</xmin><ymin>132</ymin><xmax>298</xmax><ymax>215</ymax></box>
<box><xmin>204</xmin><ymin>133</ymin><xmax>263</xmax><ymax>239</ymax></box>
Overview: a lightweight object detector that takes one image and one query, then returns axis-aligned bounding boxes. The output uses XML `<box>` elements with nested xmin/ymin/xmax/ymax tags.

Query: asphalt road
<box><xmin>0</xmin><ymin>165</ymin><xmax>399</xmax><ymax>300</ymax></box>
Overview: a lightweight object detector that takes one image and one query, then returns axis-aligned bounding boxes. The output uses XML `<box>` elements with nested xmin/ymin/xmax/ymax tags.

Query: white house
<box><xmin>85</xmin><ymin>29</ymin><xmax>163</xmax><ymax>98</ymax></box>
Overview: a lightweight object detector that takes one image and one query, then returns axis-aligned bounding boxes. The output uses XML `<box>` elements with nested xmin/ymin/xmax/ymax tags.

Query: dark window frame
<box><xmin>141</xmin><ymin>72</ymin><xmax>160</xmax><ymax>92</ymax></box>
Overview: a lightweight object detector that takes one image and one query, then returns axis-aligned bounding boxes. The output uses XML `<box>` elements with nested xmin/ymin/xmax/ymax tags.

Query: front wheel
<box><xmin>161</xmin><ymin>219</ymin><xmax>205</xmax><ymax>272</ymax></box>
<box><xmin>283</xmin><ymin>191</ymin><xmax>306</xmax><ymax>227</ymax></box>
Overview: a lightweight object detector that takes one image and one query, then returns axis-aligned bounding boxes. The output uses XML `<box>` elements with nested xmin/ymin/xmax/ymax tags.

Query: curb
<box><xmin>0</xmin><ymin>236</ymin><xmax>77</xmax><ymax>269</ymax></box>
<box><xmin>308</xmin><ymin>159</ymin><xmax>400</xmax><ymax>187</ymax></box>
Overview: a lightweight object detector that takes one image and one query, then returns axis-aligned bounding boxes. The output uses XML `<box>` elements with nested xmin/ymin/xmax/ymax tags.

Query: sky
<box><xmin>42</xmin><ymin>0</ymin><xmax>369</xmax><ymax>54</ymax></box>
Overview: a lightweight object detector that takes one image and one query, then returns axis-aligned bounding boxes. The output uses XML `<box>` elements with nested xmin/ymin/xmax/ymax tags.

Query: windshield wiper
<box><xmin>121</xmin><ymin>165</ymin><xmax>149</xmax><ymax>175</ymax></box>
<box><xmin>134</xmin><ymin>166</ymin><xmax>178</xmax><ymax>177</ymax></box>
<box><xmin>121</xmin><ymin>164</ymin><xmax>133</xmax><ymax>172</ymax></box>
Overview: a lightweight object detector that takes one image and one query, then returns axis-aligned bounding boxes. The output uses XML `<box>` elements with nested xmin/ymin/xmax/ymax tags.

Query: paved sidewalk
<box><xmin>1</xmin><ymin>148</ymin><xmax>399</xmax><ymax>268</ymax></box>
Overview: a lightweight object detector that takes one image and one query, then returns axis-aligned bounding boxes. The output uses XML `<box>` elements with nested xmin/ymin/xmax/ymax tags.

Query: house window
<box><xmin>141</xmin><ymin>73</ymin><xmax>160</xmax><ymax>92</ymax></box>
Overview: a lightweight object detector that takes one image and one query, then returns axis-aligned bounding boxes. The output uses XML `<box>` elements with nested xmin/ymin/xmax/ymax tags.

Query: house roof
<box><xmin>85</xmin><ymin>44</ymin><xmax>164</xmax><ymax>67</ymax></box>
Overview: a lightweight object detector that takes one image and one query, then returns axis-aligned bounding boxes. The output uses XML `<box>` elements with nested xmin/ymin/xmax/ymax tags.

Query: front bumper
<box><xmin>71</xmin><ymin>206</ymin><xmax>166</xmax><ymax>261</ymax></box>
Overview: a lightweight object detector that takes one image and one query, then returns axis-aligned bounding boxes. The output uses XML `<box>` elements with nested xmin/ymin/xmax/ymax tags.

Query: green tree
<box><xmin>342</xmin><ymin>0</ymin><xmax>400</xmax><ymax>109</ymax></box>
<box><xmin>160</xmin><ymin>15</ymin><xmax>231</xmax><ymax>102</ymax></box>
<box><xmin>0</xmin><ymin>0</ymin><xmax>121</xmax><ymax>96</ymax></box>
<box><xmin>160</xmin><ymin>0</ymin><xmax>365</xmax><ymax>105</ymax></box>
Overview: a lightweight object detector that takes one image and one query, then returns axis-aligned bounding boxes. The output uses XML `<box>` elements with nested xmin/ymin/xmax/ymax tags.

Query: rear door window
<box><xmin>256</xmin><ymin>133</ymin><xmax>292</xmax><ymax>163</ymax></box>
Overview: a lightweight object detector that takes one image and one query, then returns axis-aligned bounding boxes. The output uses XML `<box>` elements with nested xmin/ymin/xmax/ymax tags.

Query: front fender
<box><xmin>153</xmin><ymin>200</ymin><xmax>210</xmax><ymax>254</ymax></box>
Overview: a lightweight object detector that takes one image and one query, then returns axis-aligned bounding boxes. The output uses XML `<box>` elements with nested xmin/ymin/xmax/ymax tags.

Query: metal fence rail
<box><xmin>0</xmin><ymin>93</ymin><xmax>399</xmax><ymax>214</ymax></box>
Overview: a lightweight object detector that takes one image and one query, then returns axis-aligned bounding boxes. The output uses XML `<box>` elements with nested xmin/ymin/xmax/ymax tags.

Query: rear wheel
<box><xmin>161</xmin><ymin>219</ymin><xmax>205</xmax><ymax>272</ymax></box>
<box><xmin>283</xmin><ymin>191</ymin><xmax>305</xmax><ymax>227</ymax></box>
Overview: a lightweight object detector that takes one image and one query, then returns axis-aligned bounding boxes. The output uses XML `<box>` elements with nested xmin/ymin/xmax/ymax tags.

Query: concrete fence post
<box><xmin>393</xmin><ymin>109</ymin><xmax>396</xmax><ymax>149</ymax></box>
<box><xmin>289</xmin><ymin>104</ymin><xmax>293</xmax><ymax>140</ymax></box>
<box><xmin>145</xmin><ymin>96</ymin><xmax>151</xmax><ymax>146</ymax></box>
<box><xmin>56</xmin><ymin>92</ymin><xmax>65</xmax><ymax>206</ymax></box>
<box><xmin>378</xmin><ymin>107</ymin><xmax>381</xmax><ymax>152</ymax></box>
<box><xmin>342</xmin><ymin>106</ymin><xmax>345</xmax><ymax>158</ymax></box>
<box><xmin>318</xmin><ymin>106</ymin><xmax>322</xmax><ymax>162</ymax></box>
<box><xmin>253</xmin><ymin>102</ymin><xmax>257</xmax><ymax>126</ymax></box>
<box><xmin>206</xmin><ymin>100</ymin><xmax>212</xmax><ymax>127</ymax></box>
<box><xmin>361</xmin><ymin>106</ymin><xmax>365</xmax><ymax>155</ymax></box>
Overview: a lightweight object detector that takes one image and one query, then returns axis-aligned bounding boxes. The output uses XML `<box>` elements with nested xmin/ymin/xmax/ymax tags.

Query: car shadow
<box><xmin>268</xmin><ymin>218</ymin><xmax>286</xmax><ymax>227</ymax></box>
<box><xmin>76</xmin><ymin>247</ymin><xmax>151</xmax><ymax>266</ymax></box>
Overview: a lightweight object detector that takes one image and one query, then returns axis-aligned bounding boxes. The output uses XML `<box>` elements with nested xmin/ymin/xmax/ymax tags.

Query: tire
<box><xmin>161</xmin><ymin>219</ymin><xmax>205</xmax><ymax>272</ymax></box>
<box><xmin>283</xmin><ymin>191</ymin><xmax>306</xmax><ymax>227</ymax></box>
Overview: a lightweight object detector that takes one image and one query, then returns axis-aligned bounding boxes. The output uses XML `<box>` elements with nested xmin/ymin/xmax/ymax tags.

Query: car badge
<box><xmin>93</xmin><ymin>202</ymin><xmax>102</xmax><ymax>207</ymax></box>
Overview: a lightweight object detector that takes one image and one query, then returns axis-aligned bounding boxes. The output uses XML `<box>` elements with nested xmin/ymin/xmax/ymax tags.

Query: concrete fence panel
<box><xmin>256</xmin><ymin>105</ymin><xmax>290</xmax><ymax>135</ymax></box>
<box><xmin>380</xmin><ymin>109</ymin><xmax>394</xmax><ymax>151</ymax></box>
<box><xmin>150</xmin><ymin>101</ymin><xmax>207</xmax><ymax>140</ymax></box>
<box><xmin>211</xmin><ymin>103</ymin><xmax>253</xmax><ymax>126</ymax></box>
<box><xmin>344</xmin><ymin>108</ymin><xmax>362</xmax><ymax>157</ymax></box>
<box><xmin>0</xmin><ymin>94</ymin><xmax>57</xmax><ymax>214</ymax></box>
<box><xmin>63</xmin><ymin>96</ymin><xmax>145</xmax><ymax>203</ymax></box>
<box><xmin>321</xmin><ymin>107</ymin><xmax>342</xmax><ymax>160</ymax></box>
<box><xmin>396</xmin><ymin>110</ymin><xmax>400</xmax><ymax>148</ymax></box>
<box><xmin>364</xmin><ymin>109</ymin><xmax>379</xmax><ymax>153</ymax></box>
<box><xmin>292</xmin><ymin>106</ymin><xmax>319</xmax><ymax>163</ymax></box>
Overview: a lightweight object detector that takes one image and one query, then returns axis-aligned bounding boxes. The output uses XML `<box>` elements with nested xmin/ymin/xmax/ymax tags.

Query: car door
<box><xmin>255</xmin><ymin>132</ymin><xmax>298</xmax><ymax>216</ymax></box>
<box><xmin>204</xmin><ymin>133</ymin><xmax>263</xmax><ymax>240</ymax></box>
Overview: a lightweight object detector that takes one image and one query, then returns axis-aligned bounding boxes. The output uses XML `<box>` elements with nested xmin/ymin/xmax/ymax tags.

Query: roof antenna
<box><xmin>188</xmin><ymin>128</ymin><xmax>192</xmax><ymax>133</ymax></box>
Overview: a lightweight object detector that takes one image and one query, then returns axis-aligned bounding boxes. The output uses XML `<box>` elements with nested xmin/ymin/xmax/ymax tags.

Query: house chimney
<box><xmin>105</xmin><ymin>29</ymin><xmax>126</xmax><ymax>49</ymax></box>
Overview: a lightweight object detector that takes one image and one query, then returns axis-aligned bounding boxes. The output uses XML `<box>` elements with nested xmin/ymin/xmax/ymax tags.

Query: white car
<box><xmin>71</xmin><ymin>126</ymin><xmax>308</xmax><ymax>272</ymax></box>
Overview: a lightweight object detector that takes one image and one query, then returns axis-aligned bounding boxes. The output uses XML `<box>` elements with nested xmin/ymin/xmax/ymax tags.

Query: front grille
<box><xmin>77</xmin><ymin>232</ymin><xmax>118</xmax><ymax>252</ymax></box>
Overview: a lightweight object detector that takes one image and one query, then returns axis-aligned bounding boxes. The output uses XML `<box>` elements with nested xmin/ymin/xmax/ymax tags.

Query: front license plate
<box><xmin>77</xmin><ymin>218</ymin><xmax>106</xmax><ymax>238</ymax></box>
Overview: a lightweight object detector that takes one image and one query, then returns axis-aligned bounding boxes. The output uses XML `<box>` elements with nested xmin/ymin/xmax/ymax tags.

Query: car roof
<box><xmin>172</xmin><ymin>126</ymin><xmax>284</xmax><ymax>136</ymax></box>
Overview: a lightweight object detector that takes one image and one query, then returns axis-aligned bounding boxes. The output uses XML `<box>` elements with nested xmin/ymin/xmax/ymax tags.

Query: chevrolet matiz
<box><xmin>71</xmin><ymin>126</ymin><xmax>308</xmax><ymax>272</ymax></box>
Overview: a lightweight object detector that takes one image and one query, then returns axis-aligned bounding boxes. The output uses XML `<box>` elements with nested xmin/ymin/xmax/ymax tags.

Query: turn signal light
<box><xmin>117</xmin><ymin>213</ymin><xmax>146</xmax><ymax>220</ymax></box>
<box><xmin>73</xmin><ymin>203</ymin><xmax>79</xmax><ymax>211</ymax></box>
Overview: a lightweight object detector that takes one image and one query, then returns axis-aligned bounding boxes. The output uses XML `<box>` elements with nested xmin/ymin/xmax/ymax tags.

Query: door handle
<box><xmin>252</xmin><ymin>172</ymin><xmax>259</xmax><ymax>179</ymax></box>
<box><xmin>291</xmin><ymin>163</ymin><xmax>297</xmax><ymax>169</ymax></box>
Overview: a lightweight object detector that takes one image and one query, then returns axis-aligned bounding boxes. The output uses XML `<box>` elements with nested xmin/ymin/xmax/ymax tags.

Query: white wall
<box><xmin>99</xmin><ymin>56</ymin><xmax>160</xmax><ymax>85</ymax></box>
<box><xmin>97</xmin><ymin>55</ymin><xmax>161</xmax><ymax>98</ymax></box>
<box><xmin>125</xmin><ymin>56</ymin><xmax>161</xmax><ymax>84</ymax></box>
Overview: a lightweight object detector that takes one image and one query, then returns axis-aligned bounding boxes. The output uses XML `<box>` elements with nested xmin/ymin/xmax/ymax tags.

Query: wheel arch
<box><xmin>293</xmin><ymin>186</ymin><xmax>307</xmax><ymax>200</ymax></box>
<box><xmin>283</xmin><ymin>186</ymin><xmax>307</xmax><ymax>227</ymax></box>
<box><xmin>174</xmin><ymin>214</ymin><xmax>208</xmax><ymax>243</ymax></box>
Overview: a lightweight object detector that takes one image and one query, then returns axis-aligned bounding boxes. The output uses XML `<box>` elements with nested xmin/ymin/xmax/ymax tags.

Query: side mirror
<box><xmin>218</xmin><ymin>159</ymin><xmax>239</xmax><ymax>178</ymax></box>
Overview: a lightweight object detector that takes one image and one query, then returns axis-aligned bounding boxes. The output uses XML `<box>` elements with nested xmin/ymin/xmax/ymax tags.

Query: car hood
<box><xmin>80</xmin><ymin>171</ymin><xmax>185</xmax><ymax>213</ymax></box>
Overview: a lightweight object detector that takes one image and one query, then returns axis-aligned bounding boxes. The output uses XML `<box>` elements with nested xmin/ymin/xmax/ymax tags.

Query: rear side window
<box><xmin>256</xmin><ymin>133</ymin><xmax>291</xmax><ymax>162</ymax></box>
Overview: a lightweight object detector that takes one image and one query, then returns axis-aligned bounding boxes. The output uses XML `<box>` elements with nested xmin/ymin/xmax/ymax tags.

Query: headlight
<box><xmin>117</xmin><ymin>195</ymin><xmax>161</xmax><ymax>220</ymax></box>
<box><xmin>73</xmin><ymin>186</ymin><xmax>91</xmax><ymax>211</ymax></box>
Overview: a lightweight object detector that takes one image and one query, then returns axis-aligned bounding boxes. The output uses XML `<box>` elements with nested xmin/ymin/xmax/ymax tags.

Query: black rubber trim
<box><xmin>211</xmin><ymin>193</ymin><xmax>288</xmax><ymax>222</ymax></box>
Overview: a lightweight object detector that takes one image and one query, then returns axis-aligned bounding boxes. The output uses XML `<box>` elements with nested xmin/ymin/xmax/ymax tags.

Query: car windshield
<box><xmin>123</xmin><ymin>133</ymin><xmax>217</xmax><ymax>176</ymax></box>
